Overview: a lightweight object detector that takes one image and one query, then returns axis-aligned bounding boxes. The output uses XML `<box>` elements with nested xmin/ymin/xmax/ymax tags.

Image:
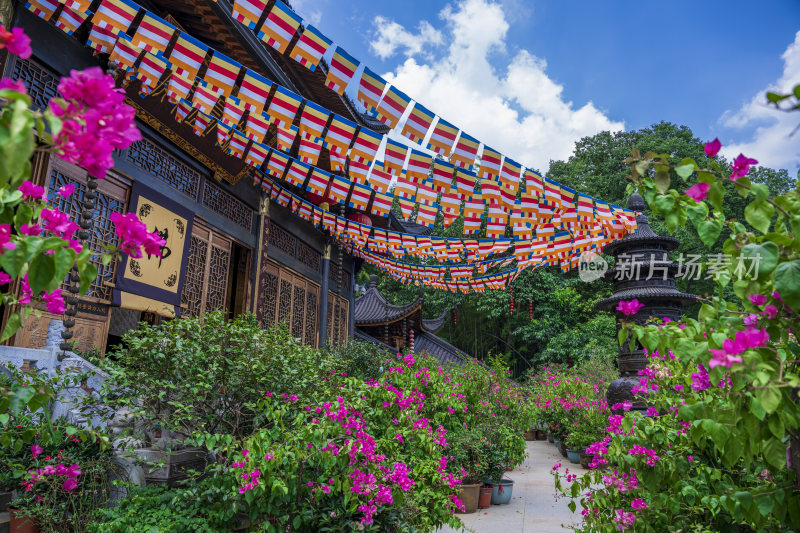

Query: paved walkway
<box><xmin>440</xmin><ymin>440</ymin><xmax>580</xmax><ymax>533</ymax></box>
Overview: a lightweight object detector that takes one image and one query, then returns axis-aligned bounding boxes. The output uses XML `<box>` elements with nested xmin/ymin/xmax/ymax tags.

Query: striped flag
<box><xmin>427</xmin><ymin>117</ymin><xmax>459</xmax><ymax>156</ymax></box>
<box><xmin>394</xmin><ymin>175</ymin><xmax>418</xmax><ymax>201</ymax></box>
<box><xmin>245</xmin><ymin>141</ymin><xmax>269</xmax><ymax>168</ymax></box>
<box><xmin>87</xmin><ymin>23</ymin><xmax>117</xmax><ymax>54</ymax></box>
<box><xmin>92</xmin><ymin>0</ymin><xmax>138</xmax><ymax>35</ymax></box>
<box><xmin>383</xmin><ymin>138</ymin><xmax>409</xmax><ymax>176</ymax></box>
<box><xmin>132</xmin><ymin>10</ymin><xmax>175</xmax><ymax>53</ymax></box>
<box><xmin>221</xmin><ymin>96</ymin><xmax>246</xmax><ymax>127</ymax></box>
<box><xmin>455</xmin><ymin>167</ymin><xmax>477</xmax><ymax>196</ymax></box>
<box><xmin>511</xmin><ymin>207</ymin><xmax>532</xmax><ymax>240</ymax></box>
<box><xmin>397</xmin><ymin>197</ymin><xmax>415</xmax><ymax>220</ymax></box>
<box><xmin>400</xmin><ymin>102</ymin><xmax>434</xmax><ymax>145</ymax></box>
<box><xmin>450</xmin><ymin>131</ymin><xmax>480</xmax><ymax>169</ymax></box>
<box><xmin>136</xmin><ymin>51</ymin><xmax>170</xmax><ymax>92</ymax></box>
<box><xmin>499</xmin><ymin>182</ymin><xmax>518</xmax><ymax>211</ymax></box>
<box><xmin>431</xmin><ymin>160</ymin><xmax>455</xmax><ymax>193</ymax></box>
<box><xmin>168</xmin><ymin>32</ymin><xmax>208</xmax><ymax>80</ymax></box>
<box><xmin>237</xmin><ymin>68</ymin><xmax>273</xmax><ymax>115</ymax></box>
<box><xmin>463</xmin><ymin>195</ymin><xmax>485</xmax><ymax>235</ymax></box>
<box><xmin>372</xmin><ymin>190</ymin><xmax>394</xmax><ymax>218</ymax></box>
<box><xmin>285</xmin><ymin>159</ymin><xmax>311</xmax><ymax>188</ymax></box>
<box><xmin>298</xmin><ymin>100</ymin><xmax>330</xmax><ymax>140</ymax></box>
<box><xmin>215</xmin><ymin>121</ymin><xmax>232</xmax><ymax>147</ymax></box>
<box><xmin>203</xmin><ymin>51</ymin><xmax>241</xmax><ymax>97</ymax></box>
<box><xmin>524</xmin><ymin>169</ymin><xmax>544</xmax><ymax>198</ymax></box>
<box><xmin>266</xmin><ymin>85</ymin><xmax>303</xmax><ymax>128</ymax></box>
<box><xmin>191</xmin><ymin>81</ymin><xmax>220</xmax><ymax>116</ymax></box>
<box><xmin>258</xmin><ymin>0</ymin><xmax>301</xmax><ymax>53</ymax></box>
<box><xmin>350</xmin><ymin>126</ymin><xmax>382</xmax><ymax>164</ymax></box>
<box><xmin>243</xmin><ymin>111</ymin><xmax>271</xmax><ymax>143</ymax></box>
<box><xmin>544</xmin><ymin>178</ymin><xmax>562</xmax><ymax>207</ymax></box>
<box><xmin>306</xmin><ymin>167</ymin><xmax>331</xmax><ymax>196</ymax></box>
<box><xmin>439</xmin><ymin>192</ymin><xmax>462</xmax><ymax>226</ymax></box>
<box><xmin>347</xmin><ymin>160</ymin><xmax>370</xmax><ymax>185</ymax></box>
<box><xmin>324</xmin><ymin>113</ymin><xmax>358</xmax><ymax>154</ymax></box>
<box><xmin>328</xmin><ymin>175</ymin><xmax>352</xmax><ymax>205</ymax></box>
<box><xmin>232</xmin><ymin>0</ymin><xmax>267</xmax><ymax>29</ymax></box>
<box><xmin>368</xmin><ymin>161</ymin><xmax>393</xmax><ymax>194</ymax></box>
<box><xmin>577</xmin><ymin>193</ymin><xmax>594</xmax><ymax>223</ymax></box>
<box><xmin>25</xmin><ymin>0</ymin><xmax>59</xmax><ymax>20</ymax></box>
<box><xmin>264</xmin><ymin>149</ymin><xmax>291</xmax><ymax>180</ymax></box>
<box><xmin>289</xmin><ymin>24</ymin><xmax>332</xmax><ymax>71</ymax></box>
<box><xmin>297</xmin><ymin>134</ymin><xmax>324</xmax><ymax>165</ymax></box>
<box><xmin>109</xmin><ymin>33</ymin><xmax>141</xmax><ymax>75</ymax></box>
<box><xmin>55</xmin><ymin>5</ymin><xmax>89</xmax><ymax>34</ymax></box>
<box><xmin>227</xmin><ymin>129</ymin><xmax>250</xmax><ymax>159</ymax></box>
<box><xmin>274</xmin><ymin>123</ymin><xmax>299</xmax><ymax>152</ymax></box>
<box><xmin>479</xmin><ymin>145</ymin><xmax>502</xmax><ymax>181</ymax></box>
<box><xmin>166</xmin><ymin>72</ymin><xmax>193</xmax><ymax>103</ymax></box>
<box><xmin>173</xmin><ymin>99</ymin><xmax>194</xmax><ymax>123</ymax></box>
<box><xmin>499</xmin><ymin>157</ymin><xmax>522</xmax><ymax>191</ymax></box>
<box><xmin>416</xmin><ymin>181</ymin><xmax>438</xmax><ymax>206</ymax></box>
<box><xmin>325</xmin><ymin>46</ymin><xmax>359</xmax><ymax>95</ymax></box>
<box><xmin>480</xmin><ymin>178</ymin><xmax>501</xmax><ymax>206</ymax></box>
<box><xmin>327</xmin><ymin>145</ymin><xmax>347</xmax><ymax>172</ymax></box>
<box><xmin>349</xmin><ymin>182</ymin><xmax>372</xmax><ymax>211</ymax></box>
<box><xmin>297</xmin><ymin>199</ymin><xmax>313</xmax><ymax>221</ymax></box>
<box><xmin>64</xmin><ymin>0</ymin><xmax>91</xmax><ymax>11</ymax></box>
<box><xmin>375</xmin><ymin>85</ymin><xmax>411</xmax><ymax>129</ymax></box>
<box><xmin>415</xmin><ymin>202</ymin><xmax>439</xmax><ymax>227</ymax></box>
<box><xmin>357</xmin><ymin>67</ymin><xmax>387</xmax><ymax>113</ymax></box>
<box><xmin>406</xmin><ymin>149</ymin><xmax>432</xmax><ymax>183</ymax></box>
<box><xmin>594</xmin><ymin>199</ymin><xmax>614</xmax><ymax>222</ymax></box>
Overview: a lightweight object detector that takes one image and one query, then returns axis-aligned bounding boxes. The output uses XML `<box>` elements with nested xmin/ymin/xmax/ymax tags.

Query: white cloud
<box><xmin>289</xmin><ymin>0</ymin><xmax>323</xmax><ymax>26</ymax></box>
<box><xmin>369</xmin><ymin>16</ymin><xmax>443</xmax><ymax>61</ymax></box>
<box><xmin>719</xmin><ymin>31</ymin><xmax>800</xmax><ymax>173</ymax></box>
<box><xmin>368</xmin><ymin>0</ymin><xmax>623</xmax><ymax>171</ymax></box>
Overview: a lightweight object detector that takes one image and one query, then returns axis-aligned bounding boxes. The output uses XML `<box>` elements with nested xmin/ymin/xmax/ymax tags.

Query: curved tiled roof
<box><xmin>421</xmin><ymin>310</ymin><xmax>448</xmax><ymax>333</ymax></box>
<box><xmin>595</xmin><ymin>287</ymin><xmax>698</xmax><ymax>310</ymax></box>
<box><xmin>414</xmin><ymin>332</ymin><xmax>467</xmax><ymax>367</ymax></box>
<box><xmin>354</xmin><ymin>279</ymin><xmax>422</xmax><ymax>325</ymax></box>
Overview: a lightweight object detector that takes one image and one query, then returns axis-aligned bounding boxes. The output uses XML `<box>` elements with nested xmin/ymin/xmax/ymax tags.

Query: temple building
<box><xmin>0</xmin><ymin>0</ymin><xmax>395</xmax><ymax>353</ymax></box>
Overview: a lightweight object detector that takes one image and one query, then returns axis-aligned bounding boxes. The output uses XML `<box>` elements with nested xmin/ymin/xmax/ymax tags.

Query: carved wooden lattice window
<box><xmin>326</xmin><ymin>293</ymin><xmax>349</xmax><ymax>346</ymax></box>
<box><xmin>180</xmin><ymin>221</ymin><xmax>232</xmax><ymax>317</ymax></box>
<box><xmin>268</xmin><ymin>223</ymin><xmax>322</xmax><ymax>273</ymax></box>
<box><xmin>201</xmin><ymin>180</ymin><xmax>254</xmax><ymax>232</ymax></box>
<box><xmin>7</xmin><ymin>57</ymin><xmax>59</xmax><ymax>111</ymax></box>
<box><xmin>46</xmin><ymin>158</ymin><xmax>129</xmax><ymax>303</ymax></box>
<box><xmin>260</xmin><ymin>260</ymin><xmax>319</xmax><ymax>347</ymax></box>
<box><xmin>125</xmin><ymin>138</ymin><xmax>202</xmax><ymax>200</ymax></box>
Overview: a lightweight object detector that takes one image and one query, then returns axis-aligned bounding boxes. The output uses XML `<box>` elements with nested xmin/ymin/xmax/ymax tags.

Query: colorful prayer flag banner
<box><xmin>375</xmin><ymin>85</ymin><xmax>411</xmax><ymax>129</ymax></box>
<box><xmin>325</xmin><ymin>46</ymin><xmax>359</xmax><ymax>95</ymax></box>
<box><xmin>109</xmin><ymin>32</ymin><xmax>141</xmax><ymax>75</ymax></box>
<box><xmin>174</xmin><ymin>99</ymin><xmax>194</xmax><ymax>123</ymax></box>
<box><xmin>451</xmin><ymin>131</ymin><xmax>480</xmax><ymax>170</ymax></box>
<box><xmin>215</xmin><ymin>121</ymin><xmax>232</xmax><ymax>146</ymax></box>
<box><xmin>400</xmin><ymin>102</ymin><xmax>434</xmax><ymax>145</ymax></box>
<box><xmin>397</xmin><ymin>197</ymin><xmax>415</xmax><ymax>220</ymax></box>
<box><xmin>455</xmin><ymin>167</ymin><xmax>477</xmax><ymax>197</ymax></box>
<box><xmin>244</xmin><ymin>111</ymin><xmax>271</xmax><ymax>143</ymax></box>
<box><xmin>257</xmin><ymin>0</ymin><xmax>301</xmax><ymax>53</ymax></box>
<box><xmin>298</xmin><ymin>100</ymin><xmax>330</xmax><ymax>140</ymax></box>
<box><xmin>203</xmin><ymin>50</ymin><xmax>241</xmax><ymax>97</ymax></box>
<box><xmin>227</xmin><ymin>129</ymin><xmax>250</xmax><ymax>159</ymax></box>
<box><xmin>297</xmin><ymin>134</ymin><xmax>324</xmax><ymax>165</ymax></box>
<box><xmin>350</xmin><ymin>126</ymin><xmax>382</xmax><ymax>164</ymax></box>
<box><xmin>275</xmin><ymin>123</ymin><xmax>299</xmax><ymax>152</ymax></box>
<box><xmin>55</xmin><ymin>5</ymin><xmax>89</xmax><ymax>34</ymax></box>
<box><xmin>416</xmin><ymin>181</ymin><xmax>438</xmax><ymax>206</ymax></box>
<box><xmin>327</xmin><ymin>145</ymin><xmax>347</xmax><ymax>172</ymax></box>
<box><xmin>231</xmin><ymin>0</ymin><xmax>267</xmax><ymax>30</ymax></box>
<box><xmin>168</xmin><ymin>32</ymin><xmax>208</xmax><ymax>80</ymax></box>
<box><xmin>524</xmin><ymin>169</ymin><xmax>544</xmax><ymax>198</ymax></box>
<box><xmin>368</xmin><ymin>161</ymin><xmax>393</xmax><ymax>194</ymax></box>
<box><xmin>357</xmin><ymin>67</ymin><xmax>387</xmax><ymax>113</ymax></box>
<box><xmin>324</xmin><ymin>113</ymin><xmax>358</xmax><ymax>154</ymax></box>
<box><xmin>347</xmin><ymin>160</ymin><xmax>370</xmax><ymax>185</ymax></box>
<box><xmin>406</xmin><ymin>149</ymin><xmax>433</xmax><ymax>183</ymax></box>
<box><xmin>136</xmin><ymin>50</ymin><xmax>170</xmax><ymax>91</ymax></box>
<box><xmin>480</xmin><ymin>178</ymin><xmax>501</xmax><ymax>206</ymax></box>
<box><xmin>191</xmin><ymin>81</ymin><xmax>219</xmax><ymax>116</ymax></box>
<box><xmin>264</xmin><ymin>149</ymin><xmax>291</xmax><ymax>180</ymax></box>
<box><xmin>431</xmin><ymin>160</ymin><xmax>455</xmax><ymax>193</ymax></box>
<box><xmin>237</xmin><ymin>68</ymin><xmax>273</xmax><ymax>115</ymax></box>
<box><xmin>132</xmin><ymin>10</ymin><xmax>175</xmax><ymax>53</ymax></box>
<box><xmin>560</xmin><ymin>185</ymin><xmax>576</xmax><ymax>209</ymax></box>
<box><xmin>92</xmin><ymin>0</ymin><xmax>138</xmax><ymax>35</ymax></box>
<box><xmin>328</xmin><ymin>175</ymin><xmax>352</xmax><ymax>205</ymax></box>
<box><xmin>289</xmin><ymin>24</ymin><xmax>332</xmax><ymax>71</ymax></box>
<box><xmin>221</xmin><ymin>95</ymin><xmax>246</xmax><ymax>128</ymax></box>
<box><xmin>246</xmin><ymin>141</ymin><xmax>269</xmax><ymax>168</ymax></box>
<box><xmin>577</xmin><ymin>193</ymin><xmax>594</xmax><ymax>223</ymax></box>
<box><xmin>266</xmin><ymin>85</ymin><xmax>303</xmax><ymax>128</ymax></box>
<box><xmin>285</xmin><ymin>159</ymin><xmax>311</xmax><ymax>188</ymax></box>
<box><xmin>349</xmin><ymin>182</ymin><xmax>372</xmax><ymax>211</ymax></box>
<box><xmin>427</xmin><ymin>117</ymin><xmax>459</xmax><ymax>157</ymax></box>
<box><xmin>372</xmin><ymin>190</ymin><xmax>394</xmax><ymax>218</ymax></box>
<box><xmin>499</xmin><ymin>157</ymin><xmax>522</xmax><ymax>189</ymax></box>
<box><xmin>306</xmin><ymin>166</ymin><xmax>332</xmax><ymax>196</ymax></box>
<box><xmin>87</xmin><ymin>23</ymin><xmax>117</xmax><ymax>54</ymax></box>
<box><xmin>166</xmin><ymin>72</ymin><xmax>193</xmax><ymax>103</ymax></box>
<box><xmin>479</xmin><ymin>145</ymin><xmax>502</xmax><ymax>181</ymax></box>
<box><xmin>383</xmin><ymin>138</ymin><xmax>409</xmax><ymax>176</ymax></box>
<box><xmin>500</xmin><ymin>182</ymin><xmax>518</xmax><ymax>211</ymax></box>
<box><xmin>25</xmin><ymin>0</ymin><xmax>58</xmax><ymax>19</ymax></box>
<box><xmin>394</xmin><ymin>176</ymin><xmax>418</xmax><ymax>201</ymax></box>
<box><xmin>416</xmin><ymin>202</ymin><xmax>439</xmax><ymax>227</ymax></box>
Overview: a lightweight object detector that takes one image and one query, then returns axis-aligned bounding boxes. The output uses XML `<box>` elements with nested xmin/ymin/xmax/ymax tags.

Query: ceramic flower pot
<box><xmin>579</xmin><ymin>450</ymin><xmax>592</xmax><ymax>469</ymax></box>
<box><xmin>456</xmin><ymin>483</ymin><xmax>481</xmax><ymax>514</ymax></box>
<box><xmin>552</xmin><ymin>437</ymin><xmax>560</xmax><ymax>449</ymax></box>
<box><xmin>559</xmin><ymin>440</ymin><xmax>568</xmax><ymax>458</ymax></box>
<box><xmin>478</xmin><ymin>486</ymin><xmax>493</xmax><ymax>509</ymax></box>
<box><xmin>566</xmin><ymin>448</ymin><xmax>581</xmax><ymax>464</ymax></box>
<box><xmin>490</xmin><ymin>479</ymin><xmax>514</xmax><ymax>505</ymax></box>
<box><xmin>9</xmin><ymin>508</ymin><xmax>40</xmax><ymax>533</ymax></box>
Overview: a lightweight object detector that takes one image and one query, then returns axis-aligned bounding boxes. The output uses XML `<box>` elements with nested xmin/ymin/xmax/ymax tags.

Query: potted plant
<box><xmin>565</xmin><ymin>425</ymin><xmax>604</xmax><ymax>466</ymax></box>
<box><xmin>449</xmin><ymin>428</ymin><xmax>487</xmax><ymax>514</ymax></box>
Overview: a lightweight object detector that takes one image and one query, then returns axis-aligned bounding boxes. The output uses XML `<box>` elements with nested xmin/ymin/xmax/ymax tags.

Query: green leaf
<box><xmin>740</xmin><ymin>242</ymin><xmax>779</xmax><ymax>280</ymax></box>
<box><xmin>766</xmin><ymin>91</ymin><xmax>790</xmax><ymax>104</ymax></box>
<box><xmin>767</xmin><ymin>415</ymin><xmax>784</xmax><ymax>439</ymax></box>
<box><xmin>617</xmin><ymin>328</ymin><xmax>629</xmax><ymax>346</ymax></box>
<box><xmin>762</xmin><ymin>437</ymin><xmax>786</xmax><ymax>468</ymax></box>
<box><xmin>0</xmin><ymin>312</ymin><xmax>22</xmax><ymax>343</ymax></box>
<box><xmin>28</xmin><ymin>253</ymin><xmax>55</xmax><ymax>295</ymax></box>
<box><xmin>78</xmin><ymin>261</ymin><xmax>98</xmax><ymax>295</ymax></box>
<box><xmin>745</xmin><ymin>200</ymin><xmax>774</xmax><ymax>234</ymax></box>
<box><xmin>13</xmin><ymin>202</ymin><xmax>32</xmax><ymax>229</ymax></box>
<box><xmin>0</xmin><ymin>240</ymin><xmax>27</xmax><ymax>278</ymax></box>
<box><xmin>751</xmin><ymin>183</ymin><xmax>770</xmax><ymax>203</ymax></box>
<box><xmin>707</xmin><ymin>181</ymin><xmax>725</xmax><ymax>212</ymax></box>
<box><xmin>696</xmin><ymin>218</ymin><xmax>723</xmax><ymax>249</ymax></box>
<box><xmin>698</xmin><ymin>303</ymin><xmax>717</xmax><ymax>322</ymax></box>
<box><xmin>774</xmin><ymin>261</ymin><xmax>800</xmax><ymax>311</ymax></box>
<box><xmin>654</xmin><ymin>167</ymin><xmax>670</xmax><ymax>192</ymax></box>
<box><xmin>53</xmin><ymin>246</ymin><xmax>77</xmax><ymax>282</ymax></box>
<box><xmin>675</xmin><ymin>163</ymin><xmax>695</xmax><ymax>179</ymax></box>
<box><xmin>758</xmin><ymin>388</ymin><xmax>781</xmax><ymax>414</ymax></box>
<box><xmin>568</xmin><ymin>500</ymin><xmax>576</xmax><ymax>513</ymax></box>
<box><xmin>756</xmin><ymin>494</ymin><xmax>775</xmax><ymax>516</ymax></box>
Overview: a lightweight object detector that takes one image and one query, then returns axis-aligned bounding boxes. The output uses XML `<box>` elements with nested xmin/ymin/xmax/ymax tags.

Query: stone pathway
<box><xmin>440</xmin><ymin>440</ymin><xmax>580</xmax><ymax>533</ymax></box>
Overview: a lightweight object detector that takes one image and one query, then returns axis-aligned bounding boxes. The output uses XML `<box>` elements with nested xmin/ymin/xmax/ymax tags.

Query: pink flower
<box><xmin>61</xmin><ymin>477</ymin><xmax>78</xmax><ymax>491</ymax></box>
<box><xmin>109</xmin><ymin>212</ymin><xmax>165</xmax><ymax>259</ymax></box>
<box><xmin>616</xmin><ymin>299</ymin><xmax>644</xmax><ymax>316</ymax></box>
<box><xmin>631</xmin><ymin>498</ymin><xmax>648</xmax><ymax>511</ymax></box>
<box><xmin>0</xmin><ymin>224</ymin><xmax>16</xmax><ymax>252</ymax></box>
<box><xmin>761</xmin><ymin>305</ymin><xmax>778</xmax><ymax>319</ymax></box>
<box><xmin>19</xmin><ymin>223</ymin><xmax>41</xmax><ymax>236</ymax></box>
<box><xmin>0</xmin><ymin>26</ymin><xmax>32</xmax><ymax>59</ymax></box>
<box><xmin>321</xmin><ymin>484</ymin><xmax>331</xmax><ymax>494</ymax></box>
<box><xmin>40</xmin><ymin>208</ymin><xmax>79</xmax><ymax>238</ymax></box>
<box><xmin>0</xmin><ymin>78</ymin><xmax>26</xmax><ymax>92</ymax></box>
<box><xmin>684</xmin><ymin>182</ymin><xmax>710</xmax><ymax>201</ymax></box>
<box><xmin>19</xmin><ymin>274</ymin><xmax>32</xmax><ymax>305</ymax></box>
<box><xmin>673</xmin><ymin>384</ymin><xmax>684</xmax><ymax>392</ymax></box>
<box><xmin>396</xmin><ymin>433</ymin><xmax>404</xmax><ymax>443</ymax></box>
<box><xmin>57</xmin><ymin>183</ymin><xmax>76</xmax><ymax>198</ymax></box>
<box><xmin>691</xmin><ymin>364</ymin><xmax>710</xmax><ymax>392</ymax></box>
<box><xmin>264</xmin><ymin>453</ymin><xmax>274</xmax><ymax>460</ymax></box>
<box><xmin>0</xmin><ymin>272</ymin><xmax>12</xmax><ymax>285</ymax></box>
<box><xmin>31</xmin><ymin>444</ymin><xmax>43</xmax><ymax>458</ymax></box>
<box><xmin>704</xmin><ymin>138</ymin><xmax>722</xmax><ymax>157</ymax></box>
<box><xmin>709</xmin><ymin>349</ymin><xmax>742</xmax><ymax>369</ymax></box>
<box><xmin>729</xmin><ymin>154</ymin><xmax>758</xmax><ymax>181</ymax></box>
<box><xmin>18</xmin><ymin>180</ymin><xmax>45</xmax><ymax>201</ymax></box>
<box><xmin>749</xmin><ymin>294</ymin><xmax>767</xmax><ymax>306</ymax></box>
<box><xmin>688</xmin><ymin>455</ymin><xmax>694</xmax><ymax>462</ymax></box>
<box><xmin>43</xmin><ymin>288</ymin><xmax>66</xmax><ymax>315</ymax></box>
<box><xmin>743</xmin><ymin>313</ymin><xmax>758</xmax><ymax>326</ymax></box>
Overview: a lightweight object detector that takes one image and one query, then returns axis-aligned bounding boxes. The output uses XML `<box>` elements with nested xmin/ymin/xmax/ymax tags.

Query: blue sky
<box><xmin>292</xmin><ymin>0</ymin><xmax>800</xmax><ymax>175</ymax></box>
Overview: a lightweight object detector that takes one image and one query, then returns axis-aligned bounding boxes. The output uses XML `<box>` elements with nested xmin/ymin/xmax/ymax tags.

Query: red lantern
<box><xmin>306</xmin><ymin>192</ymin><xmax>326</xmax><ymax>206</ymax></box>
<box><xmin>347</xmin><ymin>212</ymin><xmax>372</xmax><ymax>226</ymax></box>
<box><xmin>529</xmin><ymin>300</ymin><xmax>533</xmax><ymax>320</ymax></box>
<box><xmin>510</xmin><ymin>288</ymin><xmax>515</xmax><ymax>313</ymax></box>
<box><xmin>453</xmin><ymin>309</ymin><xmax>457</xmax><ymax>325</ymax></box>
<box><xmin>408</xmin><ymin>329</ymin><xmax>415</xmax><ymax>350</ymax></box>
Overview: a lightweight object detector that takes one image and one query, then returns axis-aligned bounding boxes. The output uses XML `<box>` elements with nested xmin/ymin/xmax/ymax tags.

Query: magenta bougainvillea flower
<box><xmin>43</xmin><ymin>288</ymin><xmax>66</xmax><ymax>315</ymax></box>
<box><xmin>108</xmin><ymin>212</ymin><xmax>165</xmax><ymax>259</ymax></box>
<box><xmin>616</xmin><ymin>299</ymin><xmax>644</xmax><ymax>316</ymax></box>
<box><xmin>729</xmin><ymin>154</ymin><xmax>758</xmax><ymax>181</ymax></box>
<box><xmin>749</xmin><ymin>294</ymin><xmax>767</xmax><ymax>306</ymax></box>
<box><xmin>18</xmin><ymin>180</ymin><xmax>45</xmax><ymax>201</ymax></box>
<box><xmin>0</xmin><ymin>224</ymin><xmax>17</xmax><ymax>253</ymax></box>
<box><xmin>0</xmin><ymin>77</ymin><xmax>25</xmax><ymax>92</ymax></box>
<box><xmin>684</xmin><ymin>182</ymin><xmax>710</xmax><ymax>201</ymax></box>
<box><xmin>704</xmin><ymin>138</ymin><xmax>722</xmax><ymax>157</ymax></box>
<box><xmin>57</xmin><ymin>183</ymin><xmax>75</xmax><ymax>198</ymax></box>
<box><xmin>0</xmin><ymin>25</ymin><xmax>32</xmax><ymax>59</ymax></box>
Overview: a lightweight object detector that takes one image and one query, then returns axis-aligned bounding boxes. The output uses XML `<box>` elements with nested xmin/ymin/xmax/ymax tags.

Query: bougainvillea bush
<box><xmin>554</xmin><ymin>123</ymin><xmax>800</xmax><ymax>530</ymax></box>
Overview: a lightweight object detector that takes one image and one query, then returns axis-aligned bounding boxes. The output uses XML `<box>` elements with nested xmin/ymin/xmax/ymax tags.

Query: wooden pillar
<box><xmin>318</xmin><ymin>240</ymin><xmax>331</xmax><ymax>347</ymax></box>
